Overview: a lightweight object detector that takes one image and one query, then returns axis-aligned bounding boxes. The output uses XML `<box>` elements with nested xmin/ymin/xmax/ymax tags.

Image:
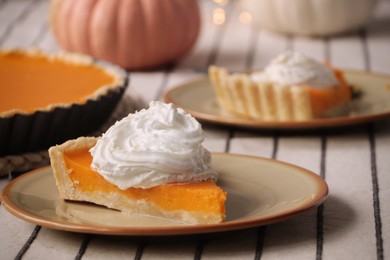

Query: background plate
<box><xmin>164</xmin><ymin>71</ymin><xmax>390</xmax><ymax>129</ymax></box>
<box><xmin>2</xmin><ymin>153</ymin><xmax>328</xmax><ymax>236</ymax></box>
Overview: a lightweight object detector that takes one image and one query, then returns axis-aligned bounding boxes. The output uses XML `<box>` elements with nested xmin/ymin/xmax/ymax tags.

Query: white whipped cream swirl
<box><xmin>251</xmin><ymin>51</ymin><xmax>338</xmax><ymax>88</ymax></box>
<box><xmin>90</xmin><ymin>101</ymin><xmax>218</xmax><ymax>189</ymax></box>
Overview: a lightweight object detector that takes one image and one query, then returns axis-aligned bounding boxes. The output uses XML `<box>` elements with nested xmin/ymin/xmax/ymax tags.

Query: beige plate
<box><xmin>164</xmin><ymin>71</ymin><xmax>390</xmax><ymax>129</ymax></box>
<box><xmin>2</xmin><ymin>153</ymin><xmax>328</xmax><ymax>236</ymax></box>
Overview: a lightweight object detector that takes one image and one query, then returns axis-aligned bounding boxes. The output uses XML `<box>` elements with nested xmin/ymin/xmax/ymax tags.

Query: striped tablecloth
<box><xmin>1</xmin><ymin>0</ymin><xmax>389</xmax><ymax>259</ymax></box>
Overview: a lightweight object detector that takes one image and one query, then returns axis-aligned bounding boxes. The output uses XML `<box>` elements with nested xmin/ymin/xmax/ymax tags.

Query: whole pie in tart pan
<box><xmin>0</xmin><ymin>49</ymin><xmax>128</xmax><ymax>156</ymax></box>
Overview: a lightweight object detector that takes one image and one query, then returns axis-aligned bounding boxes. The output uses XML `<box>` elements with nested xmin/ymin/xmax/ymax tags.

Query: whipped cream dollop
<box><xmin>90</xmin><ymin>101</ymin><xmax>218</xmax><ymax>189</ymax></box>
<box><xmin>251</xmin><ymin>51</ymin><xmax>338</xmax><ymax>88</ymax></box>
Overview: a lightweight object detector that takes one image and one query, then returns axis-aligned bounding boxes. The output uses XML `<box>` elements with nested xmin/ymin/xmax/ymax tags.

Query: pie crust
<box><xmin>0</xmin><ymin>49</ymin><xmax>128</xmax><ymax>156</ymax></box>
<box><xmin>49</xmin><ymin>137</ymin><xmax>226</xmax><ymax>225</ymax></box>
<box><xmin>209</xmin><ymin>65</ymin><xmax>351</xmax><ymax>121</ymax></box>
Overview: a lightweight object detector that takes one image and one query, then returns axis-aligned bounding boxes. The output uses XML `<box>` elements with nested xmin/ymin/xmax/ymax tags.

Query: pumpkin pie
<box><xmin>209</xmin><ymin>51</ymin><xmax>351</xmax><ymax>121</ymax></box>
<box><xmin>49</xmin><ymin>102</ymin><xmax>227</xmax><ymax>225</ymax></box>
<box><xmin>0</xmin><ymin>49</ymin><xmax>127</xmax><ymax>156</ymax></box>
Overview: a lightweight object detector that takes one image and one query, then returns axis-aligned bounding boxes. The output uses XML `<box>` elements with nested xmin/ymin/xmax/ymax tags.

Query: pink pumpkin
<box><xmin>49</xmin><ymin>0</ymin><xmax>201</xmax><ymax>70</ymax></box>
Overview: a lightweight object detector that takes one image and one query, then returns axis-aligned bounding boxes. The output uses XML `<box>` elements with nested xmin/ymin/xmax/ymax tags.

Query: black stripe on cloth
<box><xmin>286</xmin><ymin>35</ymin><xmax>294</xmax><ymax>51</ymax></box>
<box><xmin>224</xmin><ymin>129</ymin><xmax>234</xmax><ymax>152</ymax></box>
<box><xmin>194</xmin><ymin>239</ymin><xmax>205</xmax><ymax>260</ymax></box>
<box><xmin>324</xmin><ymin>37</ymin><xmax>331</xmax><ymax>62</ymax></box>
<box><xmin>245</xmin><ymin>21</ymin><xmax>259</xmax><ymax>70</ymax></box>
<box><xmin>193</xmin><ymin>128</ymin><xmax>234</xmax><ymax>259</ymax></box>
<box><xmin>315</xmin><ymin>39</ymin><xmax>332</xmax><ymax>260</ymax></box>
<box><xmin>359</xmin><ymin>29</ymin><xmax>371</xmax><ymax>72</ymax></box>
<box><xmin>254</xmin><ymin>135</ymin><xmax>278</xmax><ymax>260</ymax></box>
<box><xmin>134</xmin><ymin>242</ymin><xmax>146</xmax><ymax>260</ymax></box>
<box><xmin>0</xmin><ymin>0</ymin><xmax>38</xmax><ymax>46</ymax></box>
<box><xmin>0</xmin><ymin>0</ymin><xmax>9</xmax><ymax>9</ymax></box>
<box><xmin>361</xmin><ymin>26</ymin><xmax>384</xmax><ymax>260</ymax></box>
<box><xmin>271</xmin><ymin>135</ymin><xmax>279</xmax><ymax>160</ymax></box>
<box><xmin>241</xmin><ymin>11</ymin><xmax>264</xmax><ymax>259</ymax></box>
<box><xmin>154</xmin><ymin>64</ymin><xmax>176</xmax><ymax>101</ymax></box>
<box><xmin>74</xmin><ymin>235</ymin><xmax>92</xmax><ymax>260</ymax></box>
<box><xmin>31</xmin><ymin>23</ymin><xmax>48</xmax><ymax>47</ymax></box>
<box><xmin>316</xmin><ymin>134</ymin><xmax>327</xmax><ymax>260</ymax></box>
<box><xmin>14</xmin><ymin>225</ymin><xmax>41</xmax><ymax>260</ymax></box>
<box><xmin>254</xmin><ymin>227</ymin><xmax>266</xmax><ymax>260</ymax></box>
<box><xmin>193</xmin><ymin>2</ymin><xmax>233</xmax><ymax>259</ymax></box>
<box><xmin>368</xmin><ymin>123</ymin><xmax>384</xmax><ymax>260</ymax></box>
<box><xmin>205</xmin><ymin>1</ymin><xmax>232</xmax><ymax>68</ymax></box>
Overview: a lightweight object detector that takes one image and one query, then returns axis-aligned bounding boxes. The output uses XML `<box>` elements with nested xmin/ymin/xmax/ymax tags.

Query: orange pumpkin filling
<box><xmin>307</xmin><ymin>68</ymin><xmax>351</xmax><ymax>117</ymax></box>
<box><xmin>0</xmin><ymin>51</ymin><xmax>116</xmax><ymax>114</ymax></box>
<box><xmin>62</xmin><ymin>148</ymin><xmax>226</xmax><ymax>215</ymax></box>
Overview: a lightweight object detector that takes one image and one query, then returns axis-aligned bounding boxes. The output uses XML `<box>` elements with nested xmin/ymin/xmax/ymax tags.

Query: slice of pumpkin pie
<box><xmin>209</xmin><ymin>51</ymin><xmax>351</xmax><ymax>121</ymax></box>
<box><xmin>49</xmin><ymin>102</ymin><xmax>226</xmax><ymax>224</ymax></box>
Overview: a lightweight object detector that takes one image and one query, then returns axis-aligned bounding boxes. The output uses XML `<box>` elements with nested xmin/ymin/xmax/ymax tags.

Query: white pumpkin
<box><xmin>239</xmin><ymin>0</ymin><xmax>377</xmax><ymax>36</ymax></box>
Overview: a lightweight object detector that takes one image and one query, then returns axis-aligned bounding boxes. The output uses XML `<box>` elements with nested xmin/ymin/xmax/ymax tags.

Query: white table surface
<box><xmin>0</xmin><ymin>0</ymin><xmax>389</xmax><ymax>259</ymax></box>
